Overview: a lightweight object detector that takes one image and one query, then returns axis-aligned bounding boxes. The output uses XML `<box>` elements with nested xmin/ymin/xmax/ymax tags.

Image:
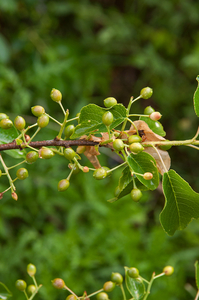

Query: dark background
<box><xmin>0</xmin><ymin>1</ymin><xmax>199</xmax><ymax>299</ymax></box>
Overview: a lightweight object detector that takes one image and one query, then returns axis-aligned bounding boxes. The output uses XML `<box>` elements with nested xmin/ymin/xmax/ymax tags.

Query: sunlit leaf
<box><xmin>124</xmin><ymin>267</ymin><xmax>145</xmax><ymax>300</ymax></box>
<box><xmin>127</xmin><ymin>152</ymin><xmax>159</xmax><ymax>190</ymax></box>
<box><xmin>160</xmin><ymin>169</ymin><xmax>199</xmax><ymax>235</ymax></box>
<box><xmin>193</xmin><ymin>75</ymin><xmax>199</xmax><ymax>117</ymax></box>
<box><xmin>0</xmin><ymin>127</ymin><xmax>25</xmax><ymax>159</ymax></box>
<box><xmin>139</xmin><ymin>116</ymin><xmax>166</xmax><ymax>136</ymax></box>
<box><xmin>71</xmin><ymin>104</ymin><xmax>127</xmax><ymax>138</ymax></box>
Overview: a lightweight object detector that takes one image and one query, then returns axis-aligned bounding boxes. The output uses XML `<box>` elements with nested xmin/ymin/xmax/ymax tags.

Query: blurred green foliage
<box><xmin>0</xmin><ymin>0</ymin><xmax>199</xmax><ymax>299</ymax></box>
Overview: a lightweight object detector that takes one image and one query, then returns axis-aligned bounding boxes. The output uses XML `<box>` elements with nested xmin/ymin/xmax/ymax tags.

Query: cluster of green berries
<box><xmin>15</xmin><ymin>263</ymin><xmax>37</xmax><ymax>295</ymax></box>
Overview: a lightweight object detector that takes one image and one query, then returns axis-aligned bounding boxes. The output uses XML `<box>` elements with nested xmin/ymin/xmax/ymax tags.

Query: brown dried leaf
<box><xmin>144</xmin><ymin>147</ymin><xmax>171</xmax><ymax>175</ymax></box>
<box><xmin>80</xmin><ymin>135</ymin><xmax>101</xmax><ymax>169</ymax></box>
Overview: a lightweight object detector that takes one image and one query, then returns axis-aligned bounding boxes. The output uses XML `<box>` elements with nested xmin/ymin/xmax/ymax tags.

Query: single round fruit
<box><xmin>83</xmin><ymin>166</ymin><xmax>89</xmax><ymax>173</ymax></box>
<box><xmin>27</xmin><ymin>285</ymin><xmax>36</xmax><ymax>295</ymax></box>
<box><xmin>58</xmin><ymin>179</ymin><xmax>70</xmax><ymax>191</ymax></box>
<box><xmin>26</xmin><ymin>151</ymin><xmax>39</xmax><ymax>164</ymax></box>
<box><xmin>159</xmin><ymin>140</ymin><xmax>172</xmax><ymax>151</ymax></box>
<box><xmin>64</xmin><ymin>125</ymin><xmax>75</xmax><ymax>138</ymax></box>
<box><xmin>128</xmin><ymin>135</ymin><xmax>142</xmax><ymax>144</ymax></box>
<box><xmin>93</xmin><ymin>168</ymin><xmax>107</xmax><ymax>180</ymax></box>
<box><xmin>68</xmin><ymin>163</ymin><xmax>80</xmax><ymax>175</ymax></box>
<box><xmin>39</xmin><ymin>148</ymin><xmax>55</xmax><ymax>159</ymax></box>
<box><xmin>163</xmin><ymin>266</ymin><xmax>174</xmax><ymax>276</ymax></box>
<box><xmin>129</xmin><ymin>142</ymin><xmax>144</xmax><ymax>153</ymax></box>
<box><xmin>111</xmin><ymin>272</ymin><xmax>123</xmax><ymax>284</ymax></box>
<box><xmin>113</xmin><ymin>139</ymin><xmax>124</xmax><ymax>151</ymax></box>
<box><xmin>64</xmin><ymin>148</ymin><xmax>76</xmax><ymax>160</ymax></box>
<box><xmin>130</xmin><ymin>188</ymin><xmax>142</xmax><ymax>202</ymax></box>
<box><xmin>144</xmin><ymin>106</ymin><xmax>155</xmax><ymax>115</ymax></box>
<box><xmin>76</xmin><ymin>145</ymin><xmax>86</xmax><ymax>154</ymax></box>
<box><xmin>102</xmin><ymin>111</ymin><xmax>113</xmax><ymax>126</ymax></box>
<box><xmin>0</xmin><ymin>118</ymin><xmax>13</xmax><ymax>129</ymax></box>
<box><xmin>128</xmin><ymin>267</ymin><xmax>139</xmax><ymax>278</ymax></box>
<box><xmin>37</xmin><ymin>114</ymin><xmax>49</xmax><ymax>128</ymax></box>
<box><xmin>27</xmin><ymin>263</ymin><xmax>36</xmax><ymax>276</ymax></box>
<box><xmin>103</xmin><ymin>281</ymin><xmax>116</xmax><ymax>292</ymax></box>
<box><xmin>66</xmin><ymin>295</ymin><xmax>77</xmax><ymax>300</ymax></box>
<box><xmin>114</xmin><ymin>186</ymin><xmax>121</xmax><ymax>198</ymax></box>
<box><xmin>50</xmin><ymin>88</ymin><xmax>62</xmax><ymax>102</ymax></box>
<box><xmin>15</xmin><ymin>279</ymin><xmax>27</xmax><ymax>291</ymax></box>
<box><xmin>52</xmin><ymin>278</ymin><xmax>65</xmax><ymax>289</ymax></box>
<box><xmin>140</xmin><ymin>87</ymin><xmax>153</xmax><ymax>99</ymax></box>
<box><xmin>31</xmin><ymin>105</ymin><xmax>45</xmax><ymax>117</ymax></box>
<box><xmin>149</xmin><ymin>111</ymin><xmax>162</xmax><ymax>121</ymax></box>
<box><xmin>0</xmin><ymin>113</ymin><xmax>9</xmax><ymax>120</ymax></box>
<box><xmin>16</xmin><ymin>168</ymin><xmax>29</xmax><ymax>180</ymax></box>
<box><xmin>96</xmin><ymin>292</ymin><xmax>109</xmax><ymax>300</ymax></box>
<box><xmin>143</xmin><ymin>172</ymin><xmax>153</xmax><ymax>180</ymax></box>
<box><xmin>14</xmin><ymin>116</ymin><xmax>26</xmax><ymax>131</ymax></box>
<box><xmin>104</xmin><ymin>97</ymin><xmax>117</xmax><ymax>108</ymax></box>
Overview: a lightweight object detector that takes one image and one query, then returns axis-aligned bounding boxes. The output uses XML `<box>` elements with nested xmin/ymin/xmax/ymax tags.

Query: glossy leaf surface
<box><xmin>0</xmin><ymin>127</ymin><xmax>25</xmax><ymax>158</ymax></box>
<box><xmin>124</xmin><ymin>267</ymin><xmax>145</xmax><ymax>300</ymax></box>
<box><xmin>193</xmin><ymin>75</ymin><xmax>199</xmax><ymax>117</ymax></box>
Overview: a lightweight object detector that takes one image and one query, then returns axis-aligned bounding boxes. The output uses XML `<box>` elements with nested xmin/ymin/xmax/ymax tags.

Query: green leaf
<box><xmin>193</xmin><ymin>75</ymin><xmax>199</xmax><ymax>117</ymax></box>
<box><xmin>127</xmin><ymin>152</ymin><xmax>159</xmax><ymax>190</ymax></box>
<box><xmin>139</xmin><ymin>116</ymin><xmax>166</xmax><ymax>137</ymax></box>
<box><xmin>71</xmin><ymin>104</ymin><xmax>127</xmax><ymax>138</ymax></box>
<box><xmin>160</xmin><ymin>169</ymin><xmax>199</xmax><ymax>236</ymax></box>
<box><xmin>0</xmin><ymin>127</ymin><xmax>25</xmax><ymax>159</ymax></box>
<box><xmin>195</xmin><ymin>261</ymin><xmax>199</xmax><ymax>290</ymax></box>
<box><xmin>124</xmin><ymin>267</ymin><xmax>145</xmax><ymax>300</ymax></box>
<box><xmin>0</xmin><ymin>282</ymin><xmax>12</xmax><ymax>299</ymax></box>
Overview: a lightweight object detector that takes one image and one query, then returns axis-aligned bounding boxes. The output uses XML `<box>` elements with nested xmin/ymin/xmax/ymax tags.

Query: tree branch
<box><xmin>0</xmin><ymin>139</ymin><xmax>99</xmax><ymax>151</ymax></box>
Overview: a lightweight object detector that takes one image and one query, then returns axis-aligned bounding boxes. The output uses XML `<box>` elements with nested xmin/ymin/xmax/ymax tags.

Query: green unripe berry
<box><xmin>128</xmin><ymin>267</ymin><xmax>139</xmax><ymax>278</ymax></box>
<box><xmin>26</xmin><ymin>151</ymin><xmax>39</xmax><ymax>164</ymax></box>
<box><xmin>102</xmin><ymin>111</ymin><xmax>113</xmax><ymax>126</ymax></box>
<box><xmin>114</xmin><ymin>186</ymin><xmax>121</xmax><ymax>198</ymax></box>
<box><xmin>64</xmin><ymin>124</ymin><xmax>75</xmax><ymax>138</ymax></box>
<box><xmin>130</xmin><ymin>188</ymin><xmax>142</xmax><ymax>202</ymax></box>
<box><xmin>113</xmin><ymin>139</ymin><xmax>124</xmax><ymax>151</ymax></box>
<box><xmin>128</xmin><ymin>135</ymin><xmax>142</xmax><ymax>144</ymax></box>
<box><xmin>129</xmin><ymin>142</ymin><xmax>144</xmax><ymax>153</ymax></box>
<box><xmin>58</xmin><ymin>179</ymin><xmax>70</xmax><ymax>191</ymax></box>
<box><xmin>104</xmin><ymin>97</ymin><xmax>117</xmax><ymax>108</ymax></box>
<box><xmin>16</xmin><ymin>168</ymin><xmax>29</xmax><ymax>180</ymax></box>
<box><xmin>159</xmin><ymin>140</ymin><xmax>172</xmax><ymax>151</ymax></box>
<box><xmin>143</xmin><ymin>172</ymin><xmax>153</xmax><ymax>180</ymax></box>
<box><xmin>52</xmin><ymin>278</ymin><xmax>65</xmax><ymax>289</ymax></box>
<box><xmin>150</xmin><ymin>111</ymin><xmax>162</xmax><ymax>121</ymax></box>
<box><xmin>76</xmin><ymin>145</ymin><xmax>86</xmax><ymax>154</ymax></box>
<box><xmin>15</xmin><ymin>279</ymin><xmax>27</xmax><ymax>291</ymax></box>
<box><xmin>31</xmin><ymin>105</ymin><xmax>45</xmax><ymax>117</ymax></box>
<box><xmin>68</xmin><ymin>163</ymin><xmax>80</xmax><ymax>175</ymax></box>
<box><xmin>39</xmin><ymin>148</ymin><xmax>55</xmax><ymax>159</ymax></box>
<box><xmin>144</xmin><ymin>106</ymin><xmax>155</xmax><ymax>115</ymax></box>
<box><xmin>66</xmin><ymin>295</ymin><xmax>77</xmax><ymax>300</ymax></box>
<box><xmin>14</xmin><ymin>116</ymin><xmax>26</xmax><ymax>131</ymax></box>
<box><xmin>103</xmin><ymin>281</ymin><xmax>116</xmax><ymax>292</ymax></box>
<box><xmin>111</xmin><ymin>272</ymin><xmax>123</xmax><ymax>284</ymax></box>
<box><xmin>64</xmin><ymin>148</ymin><xmax>76</xmax><ymax>160</ymax></box>
<box><xmin>96</xmin><ymin>292</ymin><xmax>109</xmax><ymax>300</ymax></box>
<box><xmin>0</xmin><ymin>113</ymin><xmax>9</xmax><ymax>120</ymax></box>
<box><xmin>27</xmin><ymin>263</ymin><xmax>36</xmax><ymax>276</ymax></box>
<box><xmin>102</xmin><ymin>166</ymin><xmax>111</xmax><ymax>177</ymax></box>
<box><xmin>163</xmin><ymin>266</ymin><xmax>174</xmax><ymax>276</ymax></box>
<box><xmin>50</xmin><ymin>88</ymin><xmax>62</xmax><ymax>102</ymax></box>
<box><xmin>0</xmin><ymin>118</ymin><xmax>13</xmax><ymax>129</ymax></box>
<box><xmin>93</xmin><ymin>168</ymin><xmax>107</xmax><ymax>180</ymax></box>
<box><xmin>27</xmin><ymin>285</ymin><xmax>36</xmax><ymax>295</ymax></box>
<box><xmin>37</xmin><ymin>114</ymin><xmax>49</xmax><ymax>128</ymax></box>
<box><xmin>140</xmin><ymin>87</ymin><xmax>153</xmax><ymax>99</ymax></box>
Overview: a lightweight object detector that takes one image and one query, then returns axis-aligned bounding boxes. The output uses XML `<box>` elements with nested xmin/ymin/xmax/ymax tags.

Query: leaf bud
<box><xmin>50</xmin><ymin>88</ymin><xmax>62</xmax><ymax>102</ymax></box>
